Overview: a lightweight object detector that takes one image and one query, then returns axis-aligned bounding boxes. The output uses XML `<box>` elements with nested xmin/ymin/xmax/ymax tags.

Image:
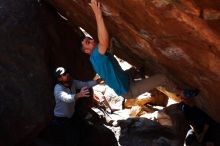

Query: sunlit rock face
<box><xmin>0</xmin><ymin>0</ymin><xmax>94</xmax><ymax>145</ymax></box>
<box><xmin>46</xmin><ymin>0</ymin><xmax>220</xmax><ymax>122</ymax></box>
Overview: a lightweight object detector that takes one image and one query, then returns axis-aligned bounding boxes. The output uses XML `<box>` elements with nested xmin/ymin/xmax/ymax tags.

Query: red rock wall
<box><xmin>46</xmin><ymin>0</ymin><xmax>220</xmax><ymax>122</ymax></box>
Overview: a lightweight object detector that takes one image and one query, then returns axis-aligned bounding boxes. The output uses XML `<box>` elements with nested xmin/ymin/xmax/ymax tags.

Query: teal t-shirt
<box><xmin>90</xmin><ymin>47</ymin><xmax>129</xmax><ymax>96</ymax></box>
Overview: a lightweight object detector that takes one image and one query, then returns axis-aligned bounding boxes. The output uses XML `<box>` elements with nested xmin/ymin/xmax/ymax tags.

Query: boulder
<box><xmin>46</xmin><ymin>0</ymin><xmax>220</xmax><ymax>123</ymax></box>
<box><xmin>0</xmin><ymin>0</ymin><xmax>94</xmax><ymax>145</ymax></box>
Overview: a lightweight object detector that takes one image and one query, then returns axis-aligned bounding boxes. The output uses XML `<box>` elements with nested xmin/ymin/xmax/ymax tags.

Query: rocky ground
<box><xmin>30</xmin><ymin>83</ymin><xmax>187</xmax><ymax>146</ymax></box>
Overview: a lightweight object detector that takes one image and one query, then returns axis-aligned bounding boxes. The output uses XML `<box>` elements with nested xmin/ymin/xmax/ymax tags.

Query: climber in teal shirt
<box><xmin>80</xmin><ymin>0</ymin><xmax>129</xmax><ymax>96</ymax></box>
<box><xmin>90</xmin><ymin>47</ymin><xmax>129</xmax><ymax>96</ymax></box>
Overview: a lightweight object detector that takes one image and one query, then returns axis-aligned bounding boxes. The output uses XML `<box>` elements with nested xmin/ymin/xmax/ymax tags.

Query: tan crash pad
<box><xmin>124</xmin><ymin>89</ymin><xmax>168</xmax><ymax>108</ymax></box>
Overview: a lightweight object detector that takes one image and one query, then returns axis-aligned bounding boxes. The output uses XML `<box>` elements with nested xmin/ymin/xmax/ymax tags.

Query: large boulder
<box><xmin>46</xmin><ymin>0</ymin><xmax>220</xmax><ymax>123</ymax></box>
<box><xmin>0</xmin><ymin>0</ymin><xmax>94</xmax><ymax>145</ymax></box>
<box><xmin>0</xmin><ymin>0</ymin><xmax>53</xmax><ymax>145</ymax></box>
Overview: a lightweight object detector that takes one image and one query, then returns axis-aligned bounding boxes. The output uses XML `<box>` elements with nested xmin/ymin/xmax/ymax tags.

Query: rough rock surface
<box><xmin>0</xmin><ymin>0</ymin><xmax>94</xmax><ymax>145</ymax></box>
<box><xmin>46</xmin><ymin>0</ymin><xmax>220</xmax><ymax>122</ymax></box>
<box><xmin>0</xmin><ymin>0</ymin><xmax>53</xmax><ymax>145</ymax></box>
<box><xmin>118</xmin><ymin>104</ymin><xmax>188</xmax><ymax>146</ymax></box>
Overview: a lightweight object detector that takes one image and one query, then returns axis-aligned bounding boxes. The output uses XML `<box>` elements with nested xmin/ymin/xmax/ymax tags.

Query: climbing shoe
<box><xmin>183</xmin><ymin>89</ymin><xmax>200</xmax><ymax>98</ymax></box>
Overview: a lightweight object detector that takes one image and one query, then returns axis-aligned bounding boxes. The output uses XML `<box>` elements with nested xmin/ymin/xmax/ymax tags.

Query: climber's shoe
<box><xmin>183</xmin><ymin>89</ymin><xmax>200</xmax><ymax>98</ymax></box>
